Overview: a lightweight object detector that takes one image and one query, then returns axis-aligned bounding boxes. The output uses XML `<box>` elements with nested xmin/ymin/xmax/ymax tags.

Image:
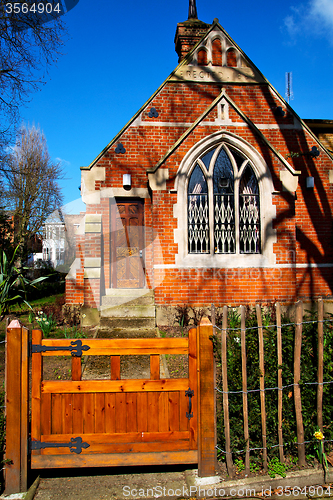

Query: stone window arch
<box><xmin>174</xmin><ymin>132</ymin><xmax>276</xmax><ymax>268</ymax></box>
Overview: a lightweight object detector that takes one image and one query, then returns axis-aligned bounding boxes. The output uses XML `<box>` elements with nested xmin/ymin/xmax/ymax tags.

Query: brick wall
<box><xmin>67</xmin><ymin>76</ymin><xmax>333</xmax><ymax>310</ymax></box>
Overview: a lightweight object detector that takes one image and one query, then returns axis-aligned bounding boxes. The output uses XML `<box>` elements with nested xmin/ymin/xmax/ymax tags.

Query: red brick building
<box><xmin>66</xmin><ymin>6</ymin><xmax>333</xmax><ymax>325</ymax></box>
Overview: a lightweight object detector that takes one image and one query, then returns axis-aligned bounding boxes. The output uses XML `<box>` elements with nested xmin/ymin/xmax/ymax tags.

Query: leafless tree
<box><xmin>0</xmin><ymin>1</ymin><xmax>67</xmax><ymax>147</ymax></box>
<box><xmin>3</xmin><ymin>124</ymin><xmax>64</xmax><ymax>255</ymax></box>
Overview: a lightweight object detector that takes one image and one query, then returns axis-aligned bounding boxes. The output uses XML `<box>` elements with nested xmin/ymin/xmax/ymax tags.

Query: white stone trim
<box><xmin>84</xmin><ymin>268</ymin><xmax>101</xmax><ymax>279</ymax></box>
<box><xmin>66</xmin><ymin>258</ymin><xmax>81</xmax><ymax>280</ymax></box>
<box><xmin>329</xmin><ymin>170</ymin><xmax>333</xmax><ymax>184</ymax></box>
<box><xmin>81</xmin><ymin>166</ymin><xmax>105</xmax><ymax>205</ymax></box>
<box><xmin>85</xmin><ymin>214</ymin><xmax>102</xmax><ymax>223</ymax></box>
<box><xmin>100</xmin><ymin>187</ymin><xmax>150</xmax><ymax>199</ymax></box>
<box><xmin>148</xmin><ymin>169</ymin><xmax>169</xmax><ymax>190</ymax></box>
<box><xmin>84</xmin><ymin>258</ymin><xmax>101</xmax><ymax>268</ymax></box>
<box><xmin>129</xmin><ymin>120</ymin><xmax>300</xmax><ymax>130</ymax></box>
<box><xmin>173</xmin><ymin>131</ymin><xmax>277</xmax><ymax>268</ymax></box>
<box><xmin>154</xmin><ymin>263</ymin><xmax>333</xmax><ymax>269</ymax></box>
<box><xmin>280</xmin><ymin>170</ymin><xmax>299</xmax><ymax>192</ymax></box>
<box><xmin>85</xmin><ymin>223</ymin><xmax>101</xmax><ymax>233</ymax></box>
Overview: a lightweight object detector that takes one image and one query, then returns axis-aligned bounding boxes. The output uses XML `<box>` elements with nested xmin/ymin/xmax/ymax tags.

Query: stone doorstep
<box><xmin>101</xmin><ymin>295</ymin><xmax>155</xmax><ymax>307</ymax></box>
<box><xmin>185</xmin><ymin>468</ymin><xmax>328</xmax><ymax>499</ymax></box>
<box><xmin>104</xmin><ymin>288</ymin><xmax>154</xmax><ymax>298</ymax></box>
<box><xmin>100</xmin><ymin>305</ymin><xmax>155</xmax><ymax>318</ymax></box>
<box><xmin>99</xmin><ymin>317</ymin><xmax>156</xmax><ymax>329</ymax></box>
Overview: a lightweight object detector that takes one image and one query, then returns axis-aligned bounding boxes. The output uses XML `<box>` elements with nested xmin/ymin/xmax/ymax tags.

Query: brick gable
<box><xmin>66</xmin><ymin>19</ymin><xmax>333</xmax><ymax>323</ymax></box>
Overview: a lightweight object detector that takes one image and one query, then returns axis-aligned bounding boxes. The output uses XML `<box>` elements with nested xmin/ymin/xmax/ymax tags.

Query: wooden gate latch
<box><xmin>185</xmin><ymin>387</ymin><xmax>194</xmax><ymax>420</ymax></box>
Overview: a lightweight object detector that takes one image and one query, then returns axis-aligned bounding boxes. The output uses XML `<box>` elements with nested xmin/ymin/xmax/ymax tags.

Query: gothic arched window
<box><xmin>187</xmin><ymin>144</ymin><xmax>260</xmax><ymax>254</ymax></box>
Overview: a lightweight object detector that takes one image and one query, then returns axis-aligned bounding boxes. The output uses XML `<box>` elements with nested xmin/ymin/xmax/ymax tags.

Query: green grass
<box><xmin>10</xmin><ymin>293</ymin><xmax>63</xmax><ymax>313</ymax></box>
<box><xmin>0</xmin><ymin>294</ymin><xmax>64</xmax><ymax>336</ymax></box>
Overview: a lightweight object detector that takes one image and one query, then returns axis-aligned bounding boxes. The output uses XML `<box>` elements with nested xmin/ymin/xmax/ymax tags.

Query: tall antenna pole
<box><xmin>285</xmin><ymin>72</ymin><xmax>294</xmax><ymax>104</ymax></box>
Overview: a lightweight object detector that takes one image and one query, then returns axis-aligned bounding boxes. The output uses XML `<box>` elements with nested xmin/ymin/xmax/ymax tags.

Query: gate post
<box><xmin>5</xmin><ymin>322</ymin><xmax>29</xmax><ymax>494</ymax></box>
<box><xmin>197</xmin><ymin>317</ymin><xmax>216</xmax><ymax>477</ymax></box>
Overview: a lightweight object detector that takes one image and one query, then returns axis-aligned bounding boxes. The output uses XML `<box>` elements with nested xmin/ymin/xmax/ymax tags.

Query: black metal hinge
<box><xmin>29</xmin><ymin>436</ymin><xmax>90</xmax><ymax>454</ymax></box>
<box><xmin>29</xmin><ymin>339</ymin><xmax>90</xmax><ymax>357</ymax></box>
<box><xmin>185</xmin><ymin>387</ymin><xmax>194</xmax><ymax>420</ymax></box>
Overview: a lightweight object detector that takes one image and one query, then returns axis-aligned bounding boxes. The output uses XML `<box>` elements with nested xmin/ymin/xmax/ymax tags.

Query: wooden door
<box><xmin>30</xmin><ymin>330</ymin><xmax>198</xmax><ymax>469</ymax></box>
<box><xmin>111</xmin><ymin>199</ymin><xmax>144</xmax><ymax>288</ymax></box>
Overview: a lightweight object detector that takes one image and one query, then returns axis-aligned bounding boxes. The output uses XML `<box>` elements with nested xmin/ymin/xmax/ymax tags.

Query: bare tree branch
<box><xmin>0</xmin><ymin>1</ymin><xmax>67</xmax><ymax>142</ymax></box>
<box><xmin>2</xmin><ymin>124</ymin><xmax>64</xmax><ymax>256</ymax></box>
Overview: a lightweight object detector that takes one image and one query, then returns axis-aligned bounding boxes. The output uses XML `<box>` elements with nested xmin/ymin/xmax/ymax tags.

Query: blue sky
<box><xmin>21</xmin><ymin>0</ymin><xmax>333</xmax><ymax>208</ymax></box>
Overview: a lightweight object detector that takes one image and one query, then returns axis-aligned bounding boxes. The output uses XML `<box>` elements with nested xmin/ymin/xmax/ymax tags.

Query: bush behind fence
<box><xmin>213</xmin><ymin>299</ymin><xmax>333</xmax><ymax>476</ymax></box>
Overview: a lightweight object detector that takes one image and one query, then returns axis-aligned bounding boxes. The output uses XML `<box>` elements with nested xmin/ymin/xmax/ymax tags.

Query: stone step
<box><xmin>105</xmin><ymin>288</ymin><xmax>154</xmax><ymax>297</ymax></box>
<box><xmin>101</xmin><ymin>295</ymin><xmax>155</xmax><ymax>307</ymax></box>
<box><xmin>100</xmin><ymin>304</ymin><xmax>155</xmax><ymax>319</ymax></box>
<box><xmin>100</xmin><ymin>317</ymin><xmax>156</xmax><ymax>330</ymax></box>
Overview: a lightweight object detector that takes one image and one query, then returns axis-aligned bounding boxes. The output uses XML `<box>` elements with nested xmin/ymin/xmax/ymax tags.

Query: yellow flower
<box><xmin>314</xmin><ymin>431</ymin><xmax>324</xmax><ymax>440</ymax></box>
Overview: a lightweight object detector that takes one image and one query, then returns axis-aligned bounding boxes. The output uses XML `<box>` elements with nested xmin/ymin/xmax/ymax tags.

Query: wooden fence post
<box><xmin>276</xmin><ymin>302</ymin><xmax>284</xmax><ymax>463</ymax></box>
<box><xmin>5</xmin><ymin>323</ymin><xmax>29</xmax><ymax>494</ymax></box>
<box><xmin>221</xmin><ymin>306</ymin><xmax>234</xmax><ymax>477</ymax></box>
<box><xmin>294</xmin><ymin>301</ymin><xmax>306</xmax><ymax>466</ymax></box>
<box><xmin>317</xmin><ymin>298</ymin><xmax>324</xmax><ymax>432</ymax></box>
<box><xmin>256</xmin><ymin>304</ymin><xmax>268</xmax><ymax>472</ymax></box>
<box><xmin>197</xmin><ymin>317</ymin><xmax>216</xmax><ymax>477</ymax></box>
<box><xmin>240</xmin><ymin>305</ymin><xmax>250</xmax><ymax>476</ymax></box>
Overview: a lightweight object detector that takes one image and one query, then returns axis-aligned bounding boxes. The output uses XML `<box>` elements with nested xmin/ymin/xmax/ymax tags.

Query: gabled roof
<box><xmin>147</xmin><ymin>89</ymin><xmax>301</xmax><ymax>176</ymax></box>
<box><xmin>81</xmin><ymin>19</ymin><xmax>333</xmax><ymax>173</ymax></box>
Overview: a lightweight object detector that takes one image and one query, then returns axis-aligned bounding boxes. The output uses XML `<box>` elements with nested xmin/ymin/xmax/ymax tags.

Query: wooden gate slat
<box><xmin>169</xmin><ymin>392</ymin><xmax>180</xmax><ymax>432</ymax></box>
<box><xmin>137</xmin><ymin>392</ymin><xmax>148</xmax><ymax>432</ymax></box>
<box><xmin>72</xmin><ymin>394</ymin><xmax>84</xmax><ymax>434</ymax></box>
<box><xmin>62</xmin><ymin>394</ymin><xmax>73</xmax><ymax>435</ymax></box>
<box><xmin>51</xmin><ymin>394</ymin><xmax>63</xmax><ymax>434</ymax></box>
<box><xmin>111</xmin><ymin>356</ymin><xmax>120</xmax><ymax>380</ymax></box>
<box><xmin>83</xmin><ymin>394</ymin><xmax>95</xmax><ymax>433</ymax></box>
<box><xmin>41</xmin><ymin>394</ymin><xmax>52</xmax><ymax>435</ymax></box>
<box><xmin>115</xmin><ymin>393</ymin><xmax>127</xmax><ymax>433</ymax></box>
<box><xmin>31</xmin><ymin>450</ymin><xmax>198</xmax><ymax>469</ymax></box>
<box><xmin>147</xmin><ymin>392</ymin><xmax>159</xmax><ymax>432</ymax></box>
<box><xmin>95</xmin><ymin>393</ymin><xmax>106</xmax><ymax>434</ymax></box>
<box><xmin>105</xmin><ymin>393</ymin><xmax>116</xmax><ymax>433</ymax></box>
<box><xmin>40</xmin><ymin>337</ymin><xmax>189</xmax><ymax>354</ymax></box>
<box><xmin>39</xmin><ymin>440</ymin><xmax>190</xmax><ymax>455</ymax></box>
<box><xmin>71</xmin><ymin>357</ymin><xmax>81</xmax><ymax>381</ymax></box>
<box><xmin>150</xmin><ymin>355</ymin><xmax>160</xmax><ymax>380</ymax></box>
<box><xmin>40</xmin><ymin>430</ymin><xmax>190</xmax><ymax>443</ymax></box>
<box><xmin>42</xmin><ymin>378</ymin><xmax>190</xmax><ymax>393</ymax></box>
<box><xmin>126</xmin><ymin>393</ymin><xmax>137</xmax><ymax>432</ymax></box>
<box><xmin>158</xmin><ymin>392</ymin><xmax>169</xmax><ymax>432</ymax></box>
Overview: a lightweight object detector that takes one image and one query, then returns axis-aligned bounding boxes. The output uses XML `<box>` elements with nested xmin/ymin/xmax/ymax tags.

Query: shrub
<box><xmin>214</xmin><ymin>305</ymin><xmax>333</xmax><ymax>467</ymax></box>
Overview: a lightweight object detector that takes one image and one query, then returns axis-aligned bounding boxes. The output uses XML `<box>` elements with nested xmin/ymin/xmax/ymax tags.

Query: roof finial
<box><xmin>188</xmin><ymin>0</ymin><xmax>198</xmax><ymax>19</ymax></box>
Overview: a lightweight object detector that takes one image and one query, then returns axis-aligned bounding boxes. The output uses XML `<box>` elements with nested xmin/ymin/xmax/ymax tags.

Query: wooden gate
<box><xmin>4</xmin><ymin>319</ymin><xmax>215</xmax><ymax>494</ymax></box>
